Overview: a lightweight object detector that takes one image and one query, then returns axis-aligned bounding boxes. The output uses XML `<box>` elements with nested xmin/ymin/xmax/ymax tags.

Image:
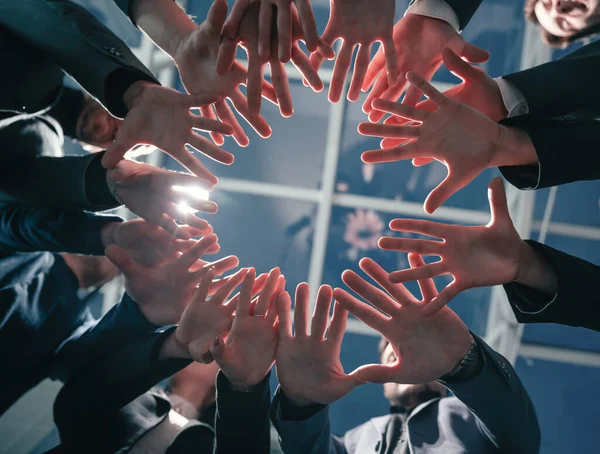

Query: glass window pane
<box><xmin>533</xmin><ymin>181</ymin><xmax>600</xmax><ymax>228</ymax></box>
<box><xmin>515</xmin><ymin>356</ymin><xmax>600</xmax><ymax>454</ymax></box>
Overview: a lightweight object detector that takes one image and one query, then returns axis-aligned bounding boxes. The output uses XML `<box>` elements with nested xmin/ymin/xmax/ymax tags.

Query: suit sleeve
<box><xmin>498</xmin><ymin>116</ymin><xmax>600</xmax><ymax>189</ymax></box>
<box><xmin>503</xmin><ymin>40</ymin><xmax>600</xmax><ymax>120</ymax></box>
<box><xmin>214</xmin><ymin>371</ymin><xmax>272</xmax><ymax>454</ymax></box>
<box><xmin>503</xmin><ymin>240</ymin><xmax>600</xmax><ymax>332</ymax></box>
<box><xmin>440</xmin><ymin>334</ymin><xmax>541</xmax><ymax>454</ymax></box>
<box><xmin>0</xmin><ymin>203</ymin><xmax>122</xmax><ymax>255</ymax></box>
<box><xmin>0</xmin><ymin>0</ymin><xmax>159</xmax><ymax>118</ymax></box>
<box><xmin>270</xmin><ymin>388</ymin><xmax>348</xmax><ymax>454</ymax></box>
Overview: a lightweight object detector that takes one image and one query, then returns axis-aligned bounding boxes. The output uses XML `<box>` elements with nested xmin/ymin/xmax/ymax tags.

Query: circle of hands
<box><xmin>101</xmin><ymin>0</ymin><xmax>532</xmax><ymax>400</ymax></box>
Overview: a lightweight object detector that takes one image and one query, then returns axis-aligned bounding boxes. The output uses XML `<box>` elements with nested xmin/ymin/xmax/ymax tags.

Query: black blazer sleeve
<box><xmin>0</xmin><ymin>203</ymin><xmax>122</xmax><ymax>255</ymax></box>
<box><xmin>498</xmin><ymin>116</ymin><xmax>600</xmax><ymax>189</ymax></box>
<box><xmin>0</xmin><ymin>0</ymin><xmax>159</xmax><ymax>118</ymax></box>
<box><xmin>214</xmin><ymin>370</ymin><xmax>272</xmax><ymax>454</ymax></box>
<box><xmin>503</xmin><ymin>40</ymin><xmax>600</xmax><ymax>120</ymax></box>
<box><xmin>503</xmin><ymin>240</ymin><xmax>600</xmax><ymax>332</ymax></box>
<box><xmin>408</xmin><ymin>0</ymin><xmax>483</xmax><ymax>30</ymax></box>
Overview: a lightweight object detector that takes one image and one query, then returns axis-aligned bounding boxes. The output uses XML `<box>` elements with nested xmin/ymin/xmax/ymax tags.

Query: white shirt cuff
<box><xmin>405</xmin><ymin>0</ymin><xmax>461</xmax><ymax>31</ymax></box>
<box><xmin>495</xmin><ymin>77</ymin><xmax>530</xmax><ymax>118</ymax></box>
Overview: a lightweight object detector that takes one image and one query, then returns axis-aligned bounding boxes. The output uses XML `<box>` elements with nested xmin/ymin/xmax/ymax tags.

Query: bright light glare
<box><xmin>177</xmin><ymin>201</ymin><xmax>198</xmax><ymax>214</ymax></box>
<box><xmin>172</xmin><ymin>185</ymin><xmax>210</xmax><ymax>201</ymax></box>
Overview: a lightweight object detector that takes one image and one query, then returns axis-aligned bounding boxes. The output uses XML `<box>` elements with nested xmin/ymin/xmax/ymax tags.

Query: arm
<box><xmin>0</xmin><ymin>0</ymin><xmax>158</xmax><ymax>118</ymax></box>
<box><xmin>407</xmin><ymin>0</ymin><xmax>482</xmax><ymax>31</ymax></box>
<box><xmin>441</xmin><ymin>334</ymin><xmax>541</xmax><ymax>454</ymax></box>
<box><xmin>499</xmin><ymin>116</ymin><xmax>600</xmax><ymax>189</ymax></box>
<box><xmin>504</xmin><ymin>240</ymin><xmax>600</xmax><ymax>332</ymax></box>
<box><xmin>0</xmin><ymin>203</ymin><xmax>121</xmax><ymax>255</ymax></box>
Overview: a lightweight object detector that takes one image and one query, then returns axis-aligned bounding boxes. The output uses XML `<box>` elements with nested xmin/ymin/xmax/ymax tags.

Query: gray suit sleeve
<box><xmin>440</xmin><ymin>334</ymin><xmax>541</xmax><ymax>454</ymax></box>
<box><xmin>0</xmin><ymin>0</ymin><xmax>159</xmax><ymax>118</ymax></box>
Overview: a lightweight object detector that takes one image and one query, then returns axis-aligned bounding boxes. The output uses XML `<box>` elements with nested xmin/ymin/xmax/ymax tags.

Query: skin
<box><xmin>535</xmin><ymin>0</ymin><xmax>600</xmax><ymax>37</ymax></box>
<box><xmin>75</xmin><ymin>94</ymin><xmax>122</xmax><ymax>149</ymax></box>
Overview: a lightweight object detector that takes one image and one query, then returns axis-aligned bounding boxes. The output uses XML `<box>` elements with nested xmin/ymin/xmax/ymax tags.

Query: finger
<box><xmin>230</xmin><ymin>88</ymin><xmax>273</xmax><ymax>139</ymax></box>
<box><xmin>260</xmin><ymin>78</ymin><xmax>279</xmax><ymax>104</ymax></box>
<box><xmin>358</xmin><ymin>257</ymin><xmax>418</xmax><ymax>306</ymax></box>
<box><xmin>332</xmin><ymin>288</ymin><xmax>387</xmax><ymax>332</ymax></box>
<box><xmin>402</xmin><ymin>84</ymin><xmax>423</xmax><ymax>108</ymax></box>
<box><xmin>413</xmin><ymin>157</ymin><xmax>434</xmax><ymax>166</ymax></box>
<box><xmin>407</xmin><ymin>253</ymin><xmax>438</xmax><ymax>303</ymax></box>
<box><xmin>309</xmin><ymin>27</ymin><xmax>334</xmax><ymax>72</ymax></box>
<box><xmin>266</xmin><ymin>274</ymin><xmax>286</xmax><ymax>322</ymax></box>
<box><xmin>421</xmin><ymin>282</ymin><xmax>462</xmax><ymax>317</ymax></box>
<box><xmin>454</xmin><ymin>40</ymin><xmax>490</xmax><ymax>63</ymax></box>
<box><xmin>347</xmin><ymin>43</ymin><xmax>371</xmax><ymax>102</ymax></box>
<box><xmin>187</xmin><ymin>133</ymin><xmax>234</xmax><ymax>165</ymax></box>
<box><xmin>329</xmin><ymin>42</ymin><xmax>353</xmax><ymax>103</ymax></box>
<box><xmin>199</xmin><ymin>255</ymin><xmax>240</xmax><ymax>277</ymax></box>
<box><xmin>211</xmin><ymin>267</ymin><xmax>250</xmax><ymax>305</ymax></box>
<box><xmin>222</xmin><ymin>0</ymin><xmax>250</xmax><ymax>39</ymax></box>
<box><xmin>378</xmin><ymin>237</ymin><xmax>442</xmax><ymax>256</ymax></box>
<box><xmin>258</xmin><ymin>1</ymin><xmax>273</xmax><ymax>59</ymax></box>
<box><xmin>441</xmin><ymin>47</ymin><xmax>479</xmax><ymax>82</ymax></box>
<box><xmin>214</xmin><ymin>99</ymin><xmax>250</xmax><ymax>147</ymax></box>
<box><xmin>206</xmin><ymin>0</ymin><xmax>229</xmax><ymax>31</ymax></box>
<box><xmin>362</xmin><ymin>47</ymin><xmax>385</xmax><ymax>92</ymax></box>
<box><xmin>353</xmin><ymin>363</ymin><xmax>397</xmax><ymax>384</ymax></box>
<box><xmin>226</xmin><ymin>271</ymin><xmax>268</xmax><ymax>309</ymax></box>
<box><xmin>255</xmin><ymin>267</ymin><xmax>281</xmax><ymax>316</ymax></box>
<box><xmin>382</xmin><ymin>36</ymin><xmax>398</xmax><ymax>87</ymax></box>
<box><xmin>200</xmin><ymin>105</ymin><xmax>225</xmax><ymax>146</ymax></box>
<box><xmin>341</xmin><ymin>269</ymin><xmax>400</xmax><ymax>315</ymax></box>
<box><xmin>209</xmin><ymin>335</ymin><xmax>227</xmax><ymax>361</ymax></box>
<box><xmin>102</xmin><ymin>135</ymin><xmax>134</xmax><ymax>169</ymax></box>
<box><xmin>293</xmin><ymin>282</ymin><xmax>310</xmax><ymax>336</ymax></box>
<box><xmin>179</xmin><ymin>222</ymin><xmax>212</xmax><ymax>238</ymax></box>
<box><xmin>191</xmin><ymin>114</ymin><xmax>234</xmax><ymax>136</ymax></box>
<box><xmin>276</xmin><ymin>2</ymin><xmax>292</xmax><ymax>62</ymax></box>
<box><xmin>156</xmin><ymin>213</ymin><xmax>191</xmax><ymax>239</ymax></box>
<box><xmin>296</xmin><ymin>0</ymin><xmax>319</xmax><ymax>52</ymax></box>
<box><xmin>247</xmin><ymin>46</ymin><xmax>267</xmax><ymax>117</ymax></box>
<box><xmin>291</xmin><ymin>44</ymin><xmax>323</xmax><ymax>92</ymax></box>
<box><xmin>184</xmin><ymin>93</ymin><xmax>224</xmax><ymax>108</ymax></box>
<box><xmin>104</xmin><ymin>244</ymin><xmax>141</xmax><ymax>276</ymax></box>
<box><xmin>487</xmin><ymin>177</ymin><xmax>510</xmax><ymax>226</ymax></box>
<box><xmin>216</xmin><ymin>36</ymin><xmax>239</xmax><ymax>75</ymax></box>
<box><xmin>270</xmin><ymin>59</ymin><xmax>293</xmax><ymax>117</ymax></box>
<box><xmin>423</xmin><ymin>175</ymin><xmax>464</xmax><ymax>215</ymax></box>
<box><xmin>326</xmin><ymin>301</ymin><xmax>348</xmax><ymax>346</ymax></box>
<box><xmin>372</xmin><ymin>98</ymin><xmax>428</xmax><ymax>122</ymax></box>
<box><xmin>276</xmin><ymin>291</ymin><xmax>293</xmax><ymax>338</ymax></box>
<box><xmin>358</xmin><ymin>123</ymin><xmax>420</xmax><ymax>139</ymax></box>
<box><xmin>237</xmin><ymin>267</ymin><xmax>257</xmax><ymax>316</ymax></box>
<box><xmin>165</xmin><ymin>147</ymin><xmax>217</xmax><ymax>185</ymax></box>
<box><xmin>193</xmin><ymin>267</ymin><xmax>217</xmax><ymax>303</ymax></box>
<box><xmin>362</xmin><ymin>72</ymin><xmax>388</xmax><ymax>115</ymax></box>
<box><xmin>367</xmin><ymin>78</ymin><xmax>410</xmax><ymax>122</ymax></box>
<box><xmin>310</xmin><ymin>285</ymin><xmax>333</xmax><ymax>340</ymax></box>
<box><xmin>406</xmin><ymin>72</ymin><xmax>447</xmax><ymax>106</ymax></box>
<box><xmin>389</xmin><ymin>218</ymin><xmax>447</xmax><ymax>239</ymax></box>
<box><xmin>361</xmin><ymin>143</ymin><xmax>429</xmax><ymax>164</ymax></box>
<box><xmin>176</xmin><ymin>234</ymin><xmax>218</xmax><ymax>269</ymax></box>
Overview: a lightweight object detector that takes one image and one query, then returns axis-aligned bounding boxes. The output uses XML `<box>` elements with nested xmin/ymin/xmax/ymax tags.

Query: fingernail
<box><xmin>213</xmin><ymin>336</ymin><xmax>220</xmax><ymax>347</ymax></box>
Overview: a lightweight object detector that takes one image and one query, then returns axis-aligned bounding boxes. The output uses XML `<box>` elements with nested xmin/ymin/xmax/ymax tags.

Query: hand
<box><xmin>359</xmin><ymin>72</ymin><xmax>536</xmax><ymax>214</ymax></box>
<box><xmin>223</xmin><ymin>0</ymin><xmax>320</xmax><ymax>60</ymax></box>
<box><xmin>175</xmin><ymin>267</ymin><xmax>268</xmax><ymax>362</ymax></box>
<box><xmin>210</xmin><ymin>267</ymin><xmax>285</xmax><ymax>390</ymax></box>
<box><xmin>378</xmin><ymin>178</ymin><xmax>525</xmax><ymax>317</ymax></box>
<box><xmin>102</xmin><ymin>81</ymin><xmax>234</xmax><ymax>185</ymax></box>
<box><xmin>333</xmin><ymin>254</ymin><xmax>472</xmax><ymax>384</ymax></box>
<box><xmin>173</xmin><ymin>0</ymin><xmax>275</xmax><ymax>147</ymax></box>
<box><xmin>217</xmin><ymin>2</ymin><xmax>331</xmax><ymax>117</ymax></box>
<box><xmin>101</xmin><ymin>218</ymin><xmax>211</xmax><ymax>267</ymax></box>
<box><xmin>105</xmin><ymin>234</ymin><xmax>239</xmax><ymax>325</ymax></box>
<box><xmin>106</xmin><ymin>159</ymin><xmax>219</xmax><ymax>238</ymax></box>
<box><xmin>275</xmin><ymin>283</ymin><xmax>362</xmax><ymax>406</ymax></box>
<box><xmin>362</xmin><ymin>14</ymin><xmax>489</xmax><ymax>122</ymax></box>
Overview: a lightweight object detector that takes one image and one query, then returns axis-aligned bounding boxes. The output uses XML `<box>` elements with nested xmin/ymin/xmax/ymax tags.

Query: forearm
<box><xmin>513</xmin><ymin>241</ymin><xmax>558</xmax><ymax>295</ymax></box>
<box><xmin>131</xmin><ymin>0</ymin><xmax>195</xmax><ymax>59</ymax></box>
<box><xmin>0</xmin><ymin>204</ymin><xmax>122</xmax><ymax>254</ymax></box>
<box><xmin>215</xmin><ymin>370</ymin><xmax>272</xmax><ymax>454</ymax></box>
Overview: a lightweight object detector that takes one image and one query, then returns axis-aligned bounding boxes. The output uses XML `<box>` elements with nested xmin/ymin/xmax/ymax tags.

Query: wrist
<box><xmin>492</xmin><ymin>126</ymin><xmax>538</xmax><ymax>168</ymax></box>
<box><xmin>513</xmin><ymin>241</ymin><xmax>558</xmax><ymax>294</ymax></box>
<box><xmin>100</xmin><ymin>222</ymin><xmax>120</xmax><ymax>247</ymax></box>
<box><xmin>280</xmin><ymin>389</ymin><xmax>317</xmax><ymax>408</ymax></box>
<box><xmin>123</xmin><ymin>80</ymin><xmax>154</xmax><ymax>110</ymax></box>
<box><xmin>160</xmin><ymin>332</ymin><xmax>192</xmax><ymax>360</ymax></box>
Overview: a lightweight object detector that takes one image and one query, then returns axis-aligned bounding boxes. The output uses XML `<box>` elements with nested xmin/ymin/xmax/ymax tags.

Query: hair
<box><xmin>524</xmin><ymin>0</ymin><xmax>600</xmax><ymax>48</ymax></box>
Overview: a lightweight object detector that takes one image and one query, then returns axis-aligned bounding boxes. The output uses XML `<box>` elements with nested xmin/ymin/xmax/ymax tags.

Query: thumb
<box><xmin>102</xmin><ymin>137</ymin><xmax>134</xmax><ymax>169</ymax></box>
<box><xmin>206</xmin><ymin>0</ymin><xmax>229</xmax><ymax>32</ymax></box>
<box><xmin>453</xmin><ymin>40</ymin><xmax>490</xmax><ymax>64</ymax></box>
<box><xmin>186</xmin><ymin>93</ymin><xmax>223</xmax><ymax>108</ymax></box>
<box><xmin>352</xmin><ymin>363</ymin><xmax>397</xmax><ymax>384</ymax></box>
<box><xmin>209</xmin><ymin>335</ymin><xmax>227</xmax><ymax>361</ymax></box>
<box><xmin>424</xmin><ymin>175</ymin><xmax>461</xmax><ymax>214</ymax></box>
<box><xmin>487</xmin><ymin>177</ymin><xmax>511</xmax><ymax>226</ymax></box>
<box><xmin>104</xmin><ymin>244</ymin><xmax>140</xmax><ymax>276</ymax></box>
<box><xmin>442</xmin><ymin>47</ymin><xmax>479</xmax><ymax>82</ymax></box>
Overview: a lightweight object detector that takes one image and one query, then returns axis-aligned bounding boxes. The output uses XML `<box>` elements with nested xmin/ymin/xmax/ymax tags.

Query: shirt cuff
<box><xmin>278</xmin><ymin>389</ymin><xmax>326</xmax><ymax>422</ymax></box>
<box><xmin>405</xmin><ymin>0</ymin><xmax>461</xmax><ymax>31</ymax></box>
<box><xmin>84</xmin><ymin>152</ymin><xmax>120</xmax><ymax>210</ymax></box>
<box><xmin>495</xmin><ymin>77</ymin><xmax>530</xmax><ymax>118</ymax></box>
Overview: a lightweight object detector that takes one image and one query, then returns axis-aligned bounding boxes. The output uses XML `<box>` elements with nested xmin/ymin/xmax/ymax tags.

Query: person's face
<box><xmin>75</xmin><ymin>95</ymin><xmax>121</xmax><ymax>149</ymax></box>
<box><xmin>380</xmin><ymin>343</ymin><xmax>447</xmax><ymax>409</ymax></box>
<box><xmin>535</xmin><ymin>0</ymin><xmax>600</xmax><ymax>37</ymax></box>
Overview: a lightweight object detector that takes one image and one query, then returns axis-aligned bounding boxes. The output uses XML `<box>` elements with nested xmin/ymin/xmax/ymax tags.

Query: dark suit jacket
<box><xmin>503</xmin><ymin>240</ymin><xmax>600</xmax><ymax>332</ymax></box>
<box><xmin>408</xmin><ymin>0</ymin><xmax>482</xmax><ymax>30</ymax></box>
<box><xmin>271</xmin><ymin>335</ymin><xmax>540</xmax><ymax>454</ymax></box>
